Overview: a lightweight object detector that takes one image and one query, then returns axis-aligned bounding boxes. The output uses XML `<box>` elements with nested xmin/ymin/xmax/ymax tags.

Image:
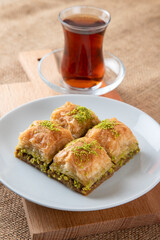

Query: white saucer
<box><xmin>38</xmin><ymin>49</ymin><xmax>125</xmax><ymax>95</ymax></box>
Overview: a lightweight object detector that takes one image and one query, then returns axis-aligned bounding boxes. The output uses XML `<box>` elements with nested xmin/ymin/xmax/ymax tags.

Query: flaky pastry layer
<box><xmin>51</xmin><ymin>102</ymin><xmax>100</xmax><ymax>138</ymax></box>
<box><xmin>49</xmin><ymin>137</ymin><xmax>113</xmax><ymax>187</ymax></box>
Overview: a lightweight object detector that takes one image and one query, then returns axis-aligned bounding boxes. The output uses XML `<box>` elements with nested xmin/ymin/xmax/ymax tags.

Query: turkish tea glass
<box><xmin>59</xmin><ymin>6</ymin><xmax>111</xmax><ymax>90</ymax></box>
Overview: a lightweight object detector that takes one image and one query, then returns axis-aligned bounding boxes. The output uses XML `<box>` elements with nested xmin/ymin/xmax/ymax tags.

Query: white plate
<box><xmin>0</xmin><ymin>95</ymin><xmax>160</xmax><ymax>211</ymax></box>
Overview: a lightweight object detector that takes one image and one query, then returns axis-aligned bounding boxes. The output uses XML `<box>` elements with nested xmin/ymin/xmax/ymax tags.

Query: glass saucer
<box><xmin>38</xmin><ymin>49</ymin><xmax>125</xmax><ymax>95</ymax></box>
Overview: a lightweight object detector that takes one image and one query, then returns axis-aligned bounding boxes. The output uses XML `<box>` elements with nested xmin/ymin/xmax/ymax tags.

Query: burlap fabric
<box><xmin>0</xmin><ymin>0</ymin><xmax>160</xmax><ymax>239</ymax></box>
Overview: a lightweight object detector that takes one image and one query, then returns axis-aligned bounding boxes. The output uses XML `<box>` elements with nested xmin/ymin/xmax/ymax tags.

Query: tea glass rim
<box><xmin>58</xmin><ymin>5</ymin><xmax>111</xmax><ymax>32</ymax></box>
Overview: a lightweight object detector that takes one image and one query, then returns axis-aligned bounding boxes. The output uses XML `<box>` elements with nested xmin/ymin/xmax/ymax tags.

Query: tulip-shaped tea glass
<box><xmin>38</xmin><ymin>6</ymin><xmax>125</xmax><ymax>95</ymax></box>
<box><xmin>59</xmin><ymin>6</ymin><xmax>111</xmax><ymax>89</ymax></box>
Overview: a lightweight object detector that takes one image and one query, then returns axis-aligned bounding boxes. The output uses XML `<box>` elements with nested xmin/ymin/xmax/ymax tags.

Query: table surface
<box><xmin>0</xmin><ymin>0</ymin><xmax>160</xmax><ymax>240</ymax></box>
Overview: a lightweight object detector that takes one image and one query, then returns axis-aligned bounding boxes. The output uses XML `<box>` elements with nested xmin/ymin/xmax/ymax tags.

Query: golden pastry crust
<box><xmin>50</xmin><ymin>102</ymin><xmax>100</xmax><ymax>138</ymax></box>
<box><xmin>49</xmin><ymin>137</ymin><xmax>113</xmax><ymax>187</ymax></box>
<box><xmin>15</xmin><ymin>120</ymin><xmax>73</xmax><ymax>164</ymax></box>
<box><xmin>86</xmin><ymin>118</ymin><xmax>139</xmax><ymax>163</ymax></box>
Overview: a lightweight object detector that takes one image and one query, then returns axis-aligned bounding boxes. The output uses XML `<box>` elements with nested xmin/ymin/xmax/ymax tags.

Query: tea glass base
<box><xmin>38</xmin><ymin>48</ymin><xmax>125</xmax><ymax>95</ymax></box>
<box><xmin>63</xmin><ymin>80</ymin><xmax>102</xmax><ymax>91</ymax></box>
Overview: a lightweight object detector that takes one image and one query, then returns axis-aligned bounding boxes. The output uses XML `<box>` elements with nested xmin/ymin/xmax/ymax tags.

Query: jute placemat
<box><xmin>1</xmin><ymin>185</ymin><xmax>160</xmax><ymax>240</ymax></box>
<box><xmin>0</xmin><ymin>0</ymin><xmax>160</xmax><ymax>239</ymax></box>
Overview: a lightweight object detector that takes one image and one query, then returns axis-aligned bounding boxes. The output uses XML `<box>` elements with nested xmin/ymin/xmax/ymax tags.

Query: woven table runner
<box><xmin>0</xmin><ymin>0</ymin><xmax>160</xmax><ymax>239</ymax></box>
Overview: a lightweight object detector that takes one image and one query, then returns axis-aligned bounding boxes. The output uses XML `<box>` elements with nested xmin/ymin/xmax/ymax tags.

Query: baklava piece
<box><xmin>86</xmin><ymin>118</ymin><xmax>140</xmax><ymax>171</ymax></box>
<box><xmin>15</xmin><ymin>120</ymin><xmax>73</xmax><ymax>173</ymax></box>
<box><xmin>50</xmin><ymin>101</ymin><xmax>100</xmax><ymax>138</ymax></box>
<box><xmin>48</xmin><ymin>137</ymin><xmax>114</xmax><ymax>195</ymax></box>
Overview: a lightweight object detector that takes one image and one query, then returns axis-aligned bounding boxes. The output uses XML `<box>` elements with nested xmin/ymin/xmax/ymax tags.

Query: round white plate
<box><xmin>0</xmin><ymin>95</ymin><xmax>160</xmax><ymax>211</ymax></box>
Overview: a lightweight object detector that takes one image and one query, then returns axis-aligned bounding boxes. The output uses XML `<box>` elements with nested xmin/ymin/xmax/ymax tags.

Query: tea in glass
<box><xmin>59</xmin><ymin>6</ymin><xmax>111</xmax><ymax>89</ymax></box>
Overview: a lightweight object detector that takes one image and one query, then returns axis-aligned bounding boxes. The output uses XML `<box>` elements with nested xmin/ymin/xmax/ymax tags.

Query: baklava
<box><xmin>86</xmin><ymin>118</ymin><xmax>140</xmax><ymax>171</ymax></box>
<box><xmin>48</xmin><ymin>137</ymin><xmax>114</xmax><ymax>195</ymax></box>
<box><xmin>15</xmin><ymin>120</ymin><xmax>73</xmax><ymax>173</ymax></box>
<box><xmin>50</xmin><ymin>101</ymin><xmax>100</xmax><ymax>138</ymax></box>
<box><xmin>15</xmin><ymin>102</ymin><xmax>140</xmax><ymax>196</ymax></box>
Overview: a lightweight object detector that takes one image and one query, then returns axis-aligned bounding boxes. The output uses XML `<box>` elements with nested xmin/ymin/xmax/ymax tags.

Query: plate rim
<box><xmin>1</xmin><ymin>174</ymin><xmax>159</xmax><ymax>212</ymax></box>
<box><xmin>1</xmin><ymin>94</ymin><xmax>159</xmax><ymax>128</ymax></box>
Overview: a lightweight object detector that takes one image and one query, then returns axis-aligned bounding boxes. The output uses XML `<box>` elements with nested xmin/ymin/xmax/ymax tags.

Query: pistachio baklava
<box><xmin>50</xmin><ymin>101</ymin><xmax>100</xmax><ymax>138</ymax></box>
<box><xmin>48</xmin><ymin>137</ymin><xmax>114</xmax><ymax>195</ymax></box>
<box><xmin>15</xmin><ymin>120</ymin><xmax>73</xmax><ymax>173</ymax></box>
<box><xmin>86</xmin><ymin>118</ymin><xmax>140</xmax><ymax>171</ymax></box>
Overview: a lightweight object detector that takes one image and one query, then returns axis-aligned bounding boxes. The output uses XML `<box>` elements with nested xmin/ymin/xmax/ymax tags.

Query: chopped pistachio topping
<box><xmin>95</xmin><ymin>119</ymin><xmax>117</xmax><ymax>129</ymax></box>
<box><xmin>68</xmin><ymin>106</ymin><xmax>93</xmax><ymax>123</ymax></box>
<box><xmin>65</xmin><ymin>138</ymin><xmax>80</xmax><ymax>147</ymax></box>
<box><xmin>95</xmin><ymin>119</ymin><xmax>120</xmax><ymax>137</ymax></box>
<box><xmin>71</xmin><ymin>140</ymin><xmax>100</xmax><ymax>166</ymax></box>
<box><xmin>39</xmin><ymin>120</ymin><xmax>60</xmax><ymax>131</ymax></box>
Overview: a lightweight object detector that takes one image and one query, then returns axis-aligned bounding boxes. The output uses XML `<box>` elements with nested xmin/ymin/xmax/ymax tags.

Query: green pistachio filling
<box><xmin>39</xmin><ymin>120</ymin><xmax>60</xmax><ymax>131</ymax></box>
<box><xmin>74</xmin><ymin>180</ymin><xmax>81</xmax><ymax>189</ymax></box>
<box><xmin>116</xmin><ymin>146</ymin><xmax>140</xmax><ymax>163</ymax></box>
<box><xmin>112</xmin><ymin>147</ymin><xmax>140</xmax><ymax>168</ymax></box>
<box><xmin>17</xmin><ymin>149</ymin><xmax>49</xmax><ymax>173</ymax></box>
<box><xmin>68</xmin><ymin>106</ymin><xmax>93</xmax><ymax>123</ymax></box>
<box><xmin>95</xmin><ymin>119</ymin><xmax>119</xmax><ymax>137</ymax></box>
<box><xmin>48</xmin><ymin>166</ymin><xmax>114</xmax><ymax>194</ymax></box>
<box><xmin>108</xmin><ymin>167</ymin><xmax>114</xmax><ymax>174</ymax></box>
